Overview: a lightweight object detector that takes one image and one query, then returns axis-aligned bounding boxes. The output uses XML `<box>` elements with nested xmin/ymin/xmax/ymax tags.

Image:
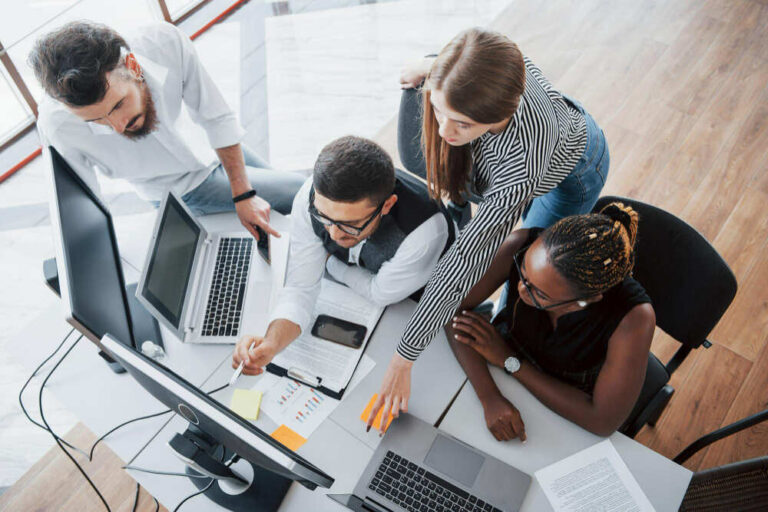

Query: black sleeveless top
<box><xmin>496</xmin><ymin>229</ymin><xmax>652</xmax><ymax>394</ymax></box>
<box><xmin>309</xmin><ymin>169</ymin><xmax>454</xmax><ymax>273</ymax></box>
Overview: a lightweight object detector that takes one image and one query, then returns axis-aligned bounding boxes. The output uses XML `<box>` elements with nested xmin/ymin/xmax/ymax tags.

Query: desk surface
<box><xmin>439</xmin><ymin>366</ymin><xmax>692</xmax><ymax>512</ymax></box>
<box><xmin>12</xmin><ymin>210</ymin><xmax>692</xmax><ymax>512</ymax></box>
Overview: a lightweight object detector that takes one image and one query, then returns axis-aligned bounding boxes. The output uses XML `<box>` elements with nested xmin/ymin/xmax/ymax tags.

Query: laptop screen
<box><xmin>142</xmin><ymin>195</ymin><xmax>200</xmax><ymax>329</ymax></box>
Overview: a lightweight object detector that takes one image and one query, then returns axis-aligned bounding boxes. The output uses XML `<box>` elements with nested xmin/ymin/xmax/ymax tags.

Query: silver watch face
<box><xmin>504</xmin><ymin>356</ymin><xmax>521</xmax><ymax>374</ymax></box>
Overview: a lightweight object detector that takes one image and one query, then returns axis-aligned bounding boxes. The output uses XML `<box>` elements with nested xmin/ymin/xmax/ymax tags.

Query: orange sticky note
<box><xmin>271</xmin><ymin>424</ymin><xmax>307</xmax><ymax>451</ymax></box>
<box><xmin>360</xmin><ymin>394</ymin><xmax>394</xmax><ymax>432</ymax></box>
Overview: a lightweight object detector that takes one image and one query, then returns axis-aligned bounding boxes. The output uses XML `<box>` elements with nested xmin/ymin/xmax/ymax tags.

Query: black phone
<box><xmin>311</xmin><ymin>314</ymin><xmax>367</xmax><ymax>349</ymax></box>
<box><xmin>255</xmin><ymin>226</ymin><xmax>270</xmax><ymax>264</ymax></box>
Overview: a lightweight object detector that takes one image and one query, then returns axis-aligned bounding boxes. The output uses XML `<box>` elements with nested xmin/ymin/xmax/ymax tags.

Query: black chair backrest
<box><xmin>593</xmin><ymin>196</ymin><xmax>737</xmax><ymax>348</ymax></box>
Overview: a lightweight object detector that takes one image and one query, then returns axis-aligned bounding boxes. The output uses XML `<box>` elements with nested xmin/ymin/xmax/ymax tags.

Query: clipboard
<box><xmin>264</xmin><ymin>310</ymin><xmax>383</xmax><ymax>400</ymax></box>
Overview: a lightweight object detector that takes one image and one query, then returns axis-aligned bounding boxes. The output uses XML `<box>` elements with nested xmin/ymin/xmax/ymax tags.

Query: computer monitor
<box><xmin>100</xmin><ymin>333</ymin><xmax>334</xmax><ymax>509</ymax></box>
<box><xmin>47</xmin><ymin>145</ymin><xmax>135</xmax><ymax>350</ymax></box>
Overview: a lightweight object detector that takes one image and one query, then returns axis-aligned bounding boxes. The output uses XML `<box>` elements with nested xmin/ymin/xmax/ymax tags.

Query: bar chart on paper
<box><xmin>262</xmin><ymin>377</ymin><xmax>339</xmax><ymax>438</ymax></box>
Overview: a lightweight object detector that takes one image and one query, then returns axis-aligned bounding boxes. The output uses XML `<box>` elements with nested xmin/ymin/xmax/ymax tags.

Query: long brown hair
<box><xmin>422</xmin><ymin>28</ymin><xmax>525</xmax><ymax>202</ymax></box>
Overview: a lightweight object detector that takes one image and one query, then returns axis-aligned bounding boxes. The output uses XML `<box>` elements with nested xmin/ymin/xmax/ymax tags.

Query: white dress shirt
<box><xmin>36</xmin><ymin>22</ymin><xmax>245</xmax><ymax>201</ymax></box>
<box><xmin>269</xmin><ymin>179</ymin><xmax>450</xmax><ymax>334</ymax></box>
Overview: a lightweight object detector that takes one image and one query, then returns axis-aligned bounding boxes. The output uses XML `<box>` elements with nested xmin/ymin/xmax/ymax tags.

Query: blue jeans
<box><xmin>521</xmin><ymin>103</ymin><xmax>609</xmax><ymax>228</ymax></box>
<box><xmin>179</xmin><ymin>146</ymin><xmax>305</xmax><ymax>216</ymax></box>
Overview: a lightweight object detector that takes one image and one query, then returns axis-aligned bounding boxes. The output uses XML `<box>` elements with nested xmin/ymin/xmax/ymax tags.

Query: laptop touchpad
<box><xmin>424</xmin><ymin>435</ymin><xmax>485</xmax><ymax>488</ymax></box>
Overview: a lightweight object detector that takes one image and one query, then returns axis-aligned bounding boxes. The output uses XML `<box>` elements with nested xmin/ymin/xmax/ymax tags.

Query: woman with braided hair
<box><xmin>447</xmin><ymin>202</ymin><xmax>655</xmax><ymax>439</ymax></box>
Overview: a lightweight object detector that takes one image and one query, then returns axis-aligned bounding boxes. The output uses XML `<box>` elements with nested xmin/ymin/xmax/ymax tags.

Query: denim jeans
<box><xmin>520</xmin><ymin>101</ymin><xmax>609</xmax><ymax>228</ymax></box>
<box><xmin>177</xmin><ymin>146</ymin><xmax>306</xmax><ymax>216</ymax></box>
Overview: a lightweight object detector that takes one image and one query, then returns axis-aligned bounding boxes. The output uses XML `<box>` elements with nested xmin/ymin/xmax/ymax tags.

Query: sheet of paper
<box><xmin>535</xmin><ymin>439</ymin><xmax>655</xmax><ymax>512</ymax></box>
<box><xmin>251</xmin><ymin>355</ymin><xmax>375</xmax><ymax>439</ymax></box>
<box><xmin>270</xmin><ymin>278</ymin><xmax>383</xmax><ymax>393</ymax></box>
<box><xmin>360</xmin><ymin>393</ymin><xmax>394</xmax><ymax>432</ymax></box>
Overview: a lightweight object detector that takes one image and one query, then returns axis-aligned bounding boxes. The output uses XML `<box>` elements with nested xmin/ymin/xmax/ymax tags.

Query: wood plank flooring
<box><xmin>378</xmin><ymin>0</ymin><xmax>768</xmax><ymax>472</ymax></box>
<box><xmin>0</xmin><ymin>423</ymin><xmax>168</xmax><ymax>512</ymax></box>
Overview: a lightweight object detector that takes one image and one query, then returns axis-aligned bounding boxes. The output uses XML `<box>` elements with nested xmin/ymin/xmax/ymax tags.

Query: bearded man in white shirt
<box><xmin>30</xmin><ymin>21</ymin><xmax>304</xmax><ymax>239</ymax></box>
<box><xmin>231</xmin><ymin>136</ymin><xmax>455</xmax><ymax>375</ymax></box>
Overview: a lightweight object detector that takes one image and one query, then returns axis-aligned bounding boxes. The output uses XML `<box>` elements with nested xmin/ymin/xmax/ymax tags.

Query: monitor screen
<box><xmin>141</xmin><ymin>195</ymin><xmax>200</xmax><ymax>329</ymax></box>
<box><xmin>100</xmin><ymin>333</ymin><xmax>334</xmax><ymax>490</ymax></box>
<box><xmin>49</xmin><ymin>147</ymin><xmax>134</xmax><ymax>347</ymax></box>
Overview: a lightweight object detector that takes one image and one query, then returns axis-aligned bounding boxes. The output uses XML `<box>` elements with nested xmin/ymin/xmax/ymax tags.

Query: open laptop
<box><xmin>136</xmin><ymin>191</ymin><xmax>272</xmax><ymax>344</ymax></box>
<box><xmin>330</xmin><ymin>414</ymin><xmax>531</xmax><ymax>512</ymax></box>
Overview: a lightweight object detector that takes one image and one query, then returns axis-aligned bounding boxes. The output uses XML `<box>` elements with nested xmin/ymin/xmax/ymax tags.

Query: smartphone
<box><xmin>255</xmin><ymin>226</ymin><xmax>270</xmax><ymax>264</ymax></box>
<box><xmin>311</xmin><ymin>314</ymin><xmax>367</xmax><ymax>349</ymax></box>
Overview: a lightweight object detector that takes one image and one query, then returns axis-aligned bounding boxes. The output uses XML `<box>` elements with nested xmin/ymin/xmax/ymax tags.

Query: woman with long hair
<box><xmin>367</xmin><ymin>28</ymin><xmax>610</xmax><ymax>432</ymax></box>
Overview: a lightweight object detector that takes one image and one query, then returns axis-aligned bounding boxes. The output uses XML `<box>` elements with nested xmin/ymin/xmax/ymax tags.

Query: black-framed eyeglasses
<box><xmin>513</xmin><ymin>244</ymin><xmax>597</xmax><ymax>310</ymax></box>
<box><xmin>309</xmin><ymin>199</ymin><xmax>385</xmax><ymax>236</ymax></box>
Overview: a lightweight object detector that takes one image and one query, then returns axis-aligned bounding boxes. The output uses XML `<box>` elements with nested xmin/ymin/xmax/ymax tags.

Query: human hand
<box><xmin>399</xmin><ymin>57</ymin><xmax>433</xmax><ymax>89</ymax></box>
<box><xmin>451</xmin><ymin>310</ymin><xmax>513</xmax><ymax>368</ymax></box>
<box><xmin>231</xmin><ymin>335</ymin><xmax>279</xmax><ymax>376</ymax></box>
<box><xmin>366</xmin><ymin>353</ymin><xmax>413</xmax><ymax>434</ymax></box>
<box><xmin>481</xmin><ymin>392</ymin><xmax>527</xmax><ymax>442</ymax></box>
<box><xmin>234</xmin><ymin>195</ymin><xmax>281</xmax><ymax>240</ymax></box>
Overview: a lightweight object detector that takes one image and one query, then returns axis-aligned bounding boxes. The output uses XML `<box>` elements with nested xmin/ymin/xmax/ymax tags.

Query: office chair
<box><xmin>676</xmin><ymin>407</ymin><xmax>768</xmax><ymax>511</ymax></box>
<box><xmin>590</xmin><ymin>197</ymin><xmax>738</xmax><ymax>438</ymax></box>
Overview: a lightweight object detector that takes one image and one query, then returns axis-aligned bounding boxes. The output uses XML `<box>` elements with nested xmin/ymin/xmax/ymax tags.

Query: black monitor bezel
<box><xmin>100</xmin><ymin>333</ymin><xmax>334</xmax><ymax>490</ymax></box>
<box><xmin>48</xmin><ymin>146</ymin><xmax>137</xmax><ymax>349</ymax></box>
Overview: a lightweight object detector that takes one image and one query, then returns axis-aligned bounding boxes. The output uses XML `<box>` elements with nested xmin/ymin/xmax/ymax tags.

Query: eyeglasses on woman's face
<box><xmin>513</xmin><ymin>244</ymin><xmax>597</xmax><ymax>310</ymax></box>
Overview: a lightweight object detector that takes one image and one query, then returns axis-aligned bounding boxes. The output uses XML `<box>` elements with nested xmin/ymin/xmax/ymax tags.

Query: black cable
<box><xmin>89</xmin><ymin>409</ymin><xmax>173</xmax><ymax>460</ymax></box>
<box><xmin>38</xmin><ymin>335</ymin><xmax>112</xmax><ymax>512</ymax></box>
<box><xmin>18</xmin><ymin>328</ymin><xmax>90</xmax><ymax>457</ymax></box>
<box><xmin>172</xmin><ymin>479</ymin><xmax>215</xmax><ymax>512</ymax></box>
<box><xmin>123</xmin><ymin>465</ymin><xmax>210</xmax><ymax>479</ymax></box>
<box><xmin>88</xmin><ymin>381</ymin><xmax>229</xmax><ymax>459</ymax></box>
<box><xmin>131</xmin><ymin>482</ymin><xmax>140</xmax><ymax>512</ymax></box>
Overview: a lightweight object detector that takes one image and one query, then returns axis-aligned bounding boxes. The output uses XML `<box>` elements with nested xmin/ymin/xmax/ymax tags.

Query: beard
<box><xmin>123</xmin><ymin>82</ymin><xmax>158</xmax><ymax>140</ymax></box>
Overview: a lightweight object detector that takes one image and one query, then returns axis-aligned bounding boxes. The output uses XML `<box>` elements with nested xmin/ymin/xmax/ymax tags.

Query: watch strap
<box><xmin>232</xmin><ymin>189</ymin><xmax>257</xmax><ymax>204</ymax></box>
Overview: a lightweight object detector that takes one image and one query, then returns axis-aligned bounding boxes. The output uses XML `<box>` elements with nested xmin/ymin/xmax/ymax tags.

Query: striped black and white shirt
<box><xmin>397</xmin><ymin>56</ymin><xmax>589</xmax><ymax>361</ymax></box>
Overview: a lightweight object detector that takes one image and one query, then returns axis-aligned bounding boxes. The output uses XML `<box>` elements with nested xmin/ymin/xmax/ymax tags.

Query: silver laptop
<box><xmin>135</xmin><ymin>191</ymin><xmax>271</xmax><ymax>344</ymax></box>
<box><xmin>330</xmin><ymin>413</ymin><xmax>531</xmax><ymax>512</ymax></box>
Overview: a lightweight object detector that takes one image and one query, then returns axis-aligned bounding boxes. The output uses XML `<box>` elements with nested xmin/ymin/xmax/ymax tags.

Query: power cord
<box><xmin>37</xmin><ymin>335</ymin><xmax>112</xmax><ymax>511</ymax></box>
<box><xmin>24</xmin><ymin>329</ymin><xmax>234</xmax><ymax>511</ymax></box>
<box><xmin>18</xmin><ymin>327</ymin><xmax>90</xmax><ymax>458</ymax></box>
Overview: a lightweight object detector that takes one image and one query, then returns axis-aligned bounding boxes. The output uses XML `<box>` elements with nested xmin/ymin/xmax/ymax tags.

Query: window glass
<box><xmin>164</xmin><ymin>0</ymin><xmax>206</xmax><ymax>19</ymax></box>
<box><xmin>0</xmin><ymin>66</ymin><xmax>34</xmax><ymax>145</ymax></box>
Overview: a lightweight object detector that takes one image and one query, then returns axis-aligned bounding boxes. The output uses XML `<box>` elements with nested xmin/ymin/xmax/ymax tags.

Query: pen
<box><xmin>229</xmin><ymin>340</ymin><xmax>256</xmax><ymax>386</ymax></box>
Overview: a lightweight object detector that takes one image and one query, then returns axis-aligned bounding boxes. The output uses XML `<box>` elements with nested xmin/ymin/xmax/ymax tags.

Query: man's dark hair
<box><xmin>313</xmin><ymin>136</ymin><xmax>396</xmax><ymax>205</ymax></box>
<box><xmin>29</xmin><ymin>21</ymin><xmax>129</xmax><ymax>106</ymax></box>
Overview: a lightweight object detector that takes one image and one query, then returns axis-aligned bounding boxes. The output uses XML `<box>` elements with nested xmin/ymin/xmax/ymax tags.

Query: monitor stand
<box><xmin>170</xmin><ymin>426</ymin><xmax>291</xmax><ymax>511</ymax></box>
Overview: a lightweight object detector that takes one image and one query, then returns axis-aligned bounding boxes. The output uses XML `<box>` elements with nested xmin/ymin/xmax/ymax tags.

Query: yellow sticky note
<box><xmin>360</xmin><ymin>393</ymin><xmax>394</xmax><ymax>432</ymax></box>
<box><xmin>271</xmin><ymin>424</ymin><xmax>307</xmax><ymax>451</ymax></box>
<box><xmin>230</xmin><ymin>389</ymin><xmax>263</xmax><ymax>421</ymax></box>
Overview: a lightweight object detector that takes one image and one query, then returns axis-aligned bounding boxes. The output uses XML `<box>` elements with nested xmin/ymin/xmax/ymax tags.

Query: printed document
<box><xmin>535</xmin><ymin>439</ymin><xmax>655</xmax><ymax>512</ymax></box>
<box><xmin>270</xmin><ymin>278</ymin><xmax>383</xmax><ymax>393</ymax></box>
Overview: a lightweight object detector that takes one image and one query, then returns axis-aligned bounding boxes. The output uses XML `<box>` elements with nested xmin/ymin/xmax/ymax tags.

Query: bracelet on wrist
<box><xmin>232</xmin><ymin>189</ymin><xmax>257</xmax><ymax>204</ymax></box>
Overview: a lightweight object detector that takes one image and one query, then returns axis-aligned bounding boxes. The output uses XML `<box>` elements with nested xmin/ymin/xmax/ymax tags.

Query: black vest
<box><xmin>309</xmin><ymin>169</ymin><xmax>454</xmax><ymax>274</ymax></box>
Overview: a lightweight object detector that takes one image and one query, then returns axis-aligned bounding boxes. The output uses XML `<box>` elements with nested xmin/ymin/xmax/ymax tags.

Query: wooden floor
<box><xmin>4</xmin><ymin>0</ymin><xmax>767</xmax><ymax>510</ymax></box>
<box><xmin>380</xmin><ymin>0</ymin><xmax>768</xmax><ymax>473</ymax></box>
<box><xmin>0</xmin><ymin>423</ymin><xmax>169</xmax><ymax>512</ymax></box>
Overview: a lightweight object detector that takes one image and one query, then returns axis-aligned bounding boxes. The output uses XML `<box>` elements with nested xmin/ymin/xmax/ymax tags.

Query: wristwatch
<box><xmin>503</xmin><ymin>356</ymin><xmax>521</xmax><ymax>375</ymax></box>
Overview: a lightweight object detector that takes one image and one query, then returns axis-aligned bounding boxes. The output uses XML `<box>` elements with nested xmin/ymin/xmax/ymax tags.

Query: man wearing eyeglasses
<box><xmin>231</xmin><ymin>136</ymin><xmax>454</xmax><ymax>376</ymax></box>
<box><xmin>31</xmin><ymin>21</ymin><xmax>304</xmax><ymax>240</ymax></box>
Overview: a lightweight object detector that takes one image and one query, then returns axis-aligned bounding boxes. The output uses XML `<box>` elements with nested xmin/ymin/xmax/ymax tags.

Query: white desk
<box><xmin>439</xmin><ymin>366</ymin><xmax>692</xmax><ymax>511</ymax></box>
<box><xmin>12</xmin><ymin>209</ymin><xmax>692</xmax><ymax>512</ymax></box>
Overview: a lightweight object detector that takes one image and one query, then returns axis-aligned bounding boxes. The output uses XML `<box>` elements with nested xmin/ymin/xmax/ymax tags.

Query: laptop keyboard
<box><xmin>369</xmin><ymin>450</ymin><xmax>502</xmax><ymax>512</ymax></box>
<box><xmin>201</xmin><ymin>237</ymin><xmax>252</xmax><ymax>337</ymax></box>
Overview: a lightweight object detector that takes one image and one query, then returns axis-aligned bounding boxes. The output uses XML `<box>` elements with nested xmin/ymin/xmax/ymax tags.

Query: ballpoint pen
<box><xmin>229</xmin><ymin>339</ymin><xmax>255</xmax><ymax>386</ymax></box>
